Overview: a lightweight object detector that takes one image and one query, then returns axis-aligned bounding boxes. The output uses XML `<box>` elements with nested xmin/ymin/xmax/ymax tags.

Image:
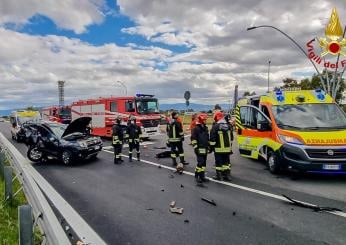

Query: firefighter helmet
<box><xmin>213</xmin><ymin>111</ymin><xmax>224</xmax><ymax>122</ymax></box>
<box><xmin>197</xmin><ymin>113</ymin><xmax>208</xmax><ymax>124</ymax></box>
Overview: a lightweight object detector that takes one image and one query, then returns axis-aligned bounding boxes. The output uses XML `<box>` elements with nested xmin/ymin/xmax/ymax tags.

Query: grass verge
<box><xmin>0</xmin><ymin>159</ymin><xmax>42</xmax><ymax>244</ymax></box>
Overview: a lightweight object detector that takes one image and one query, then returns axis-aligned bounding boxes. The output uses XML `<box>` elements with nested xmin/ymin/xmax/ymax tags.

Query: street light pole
<box><xmin>267</xmin><ymin>60</ymin><xmax>271</xmax><ymax>92</ymax></box>
<box><xmin>116</xmin><ymin>80</ymin><xmax>127</xmax><ymax>95</ymax></box>
<box><xmin>247</xmin><ymin>25</ymin><xmax>325</xmax><ymax>91</ymax></box>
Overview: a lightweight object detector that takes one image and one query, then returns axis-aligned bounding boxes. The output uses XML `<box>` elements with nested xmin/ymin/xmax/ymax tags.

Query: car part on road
<box><xmin>170</xmin><ymin>201</ymin><xmax>176</xmax><ymax>208</ymax></box>
<box><xmin>201</xmin><ymin>197</ymin><xmax>217</xmax><ymax>206</ymax></box>
<box><xmin>169</xmin><ymin>207</ymin><xmax>184</xmax><ymax>214</ymax></box>
<box><xmin>282</xmin><ymin>194</ymin><xmax>342</xmax><ymax>212</ymax></box>
<box><xmin>156</xmin><ymin>150</ymin><xmax>171</xmax><ymax>158</ymax></box>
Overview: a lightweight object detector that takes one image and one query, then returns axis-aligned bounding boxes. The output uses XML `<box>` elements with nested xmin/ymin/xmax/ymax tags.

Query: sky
<box><xmin>0</xmin><ymin>0</ymin><xmax>345</xmax><ymax>109</ymax></box>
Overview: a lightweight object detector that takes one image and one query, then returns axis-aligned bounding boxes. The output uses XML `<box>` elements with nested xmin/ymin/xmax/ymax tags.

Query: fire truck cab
<box><xmin>41</xmin><ymin>106</ymin><xmax>71</xmax><ymax>124</ymax></box>
<box><xmin>235</xmin><ymin>89</ymin><xmax>346</xmax><ymax>174</ymax></box>
<box><xmin>71</xmin><ymin>94</ymin><xmax>161</xmax><ymax>138</ymax></box>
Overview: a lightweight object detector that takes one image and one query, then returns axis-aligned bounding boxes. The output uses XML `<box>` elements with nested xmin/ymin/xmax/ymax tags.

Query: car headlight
<box><xmin>278</xmin><ymin>134</ymin><xmax>304</xmax><ymax>145</ymax></box>
<box><xmin>78</xmin><ymin>142</ymin><xmax>88</xmax><ymax>148</ymax></box>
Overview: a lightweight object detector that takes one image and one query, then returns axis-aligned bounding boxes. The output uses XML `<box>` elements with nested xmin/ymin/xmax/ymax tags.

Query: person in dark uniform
<box><xmin>209</xmin><ymin>111</ymin><xmax>233</xmax><ymax>181</ymax></box>
<box><xmin>126</xmin><ymin>116</ymin><xmax>142</xmax><ymax>162</ymax></box>
<box><xmin>191</xmin><ymin>113</ymin><xmax>210</xmax><ymax>184</ymax></box>
<box><xmin>166</xmin><ymin>111</ymin><xmax>187</xmax><ymax>169</ymax></box>
<box><xmin>112</xmin><ymin>116</ymin><xmax>124</xmax><ymax>164</ymax></box>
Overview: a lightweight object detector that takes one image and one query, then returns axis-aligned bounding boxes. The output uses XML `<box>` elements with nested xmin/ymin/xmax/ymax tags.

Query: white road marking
<box><xmin>103</xmin><ymin>149</ymin><xmax>346</xmax><ymax>219</ymax></box>
<box><xmin>102</xmin><ymin>141</ymin><xmax>155</xmax><ymax>150</ymax></box>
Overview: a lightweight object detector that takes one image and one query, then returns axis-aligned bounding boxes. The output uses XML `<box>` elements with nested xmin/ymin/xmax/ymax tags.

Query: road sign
<box><xmin>184</xmin><ymin>91</ymin><xmax>191</xmax><ymax>101</ymax></box>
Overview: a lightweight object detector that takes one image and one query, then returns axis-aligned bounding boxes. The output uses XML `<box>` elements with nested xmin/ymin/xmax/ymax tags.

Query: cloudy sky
<box><xmin>0</xmin><ymin>0</ymin><xmax>345</xmax><ymax>109</ymax></box>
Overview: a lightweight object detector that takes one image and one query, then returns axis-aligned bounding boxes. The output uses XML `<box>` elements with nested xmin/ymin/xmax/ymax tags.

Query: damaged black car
<box><xmin>26</xmin><ymin>117</ymin><xmax>103</xmax><ymax>165</ymax></box>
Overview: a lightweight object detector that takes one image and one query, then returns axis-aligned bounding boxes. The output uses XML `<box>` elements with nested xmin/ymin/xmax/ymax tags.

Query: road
<box><xmin>1</xmin><ymin>122</ymin><xmax>346</xmax><ymax>245</ymax></box>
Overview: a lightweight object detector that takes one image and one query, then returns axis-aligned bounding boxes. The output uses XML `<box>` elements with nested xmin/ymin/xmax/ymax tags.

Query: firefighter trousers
<box><xmin>195</xmin><ymin>153</ymin><xmax>207</xmax><ymax>178</ymax></box>
<box><xmin>214</xmin><ymin>153</ymin><xmax>231</xmax><ymax>175</ymax></box>
<box><xmin>113</xmin><ymin>144</ymin><xmax>123</xmax><ymax>162</ymax></box>
<box><xmin>129</xmin><ymin>141</ymin><xmax>140</xmax><ymax>160</ymax></box>
<box><xmin>170</xmin><ymin>141</ymin><xmax>184</xmax><ymax>165</ymax></box>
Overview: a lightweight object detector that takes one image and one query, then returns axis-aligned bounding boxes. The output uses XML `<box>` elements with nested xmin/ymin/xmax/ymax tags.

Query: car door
<box><xmin>39</xmin><ymin>127</ymin><xmax>60</xmax><ymax>157</ymax></box>
<box><xmin>237</xmin><ymin>105</ymin><xmax>273</xmax><ymax>159</ymax></box>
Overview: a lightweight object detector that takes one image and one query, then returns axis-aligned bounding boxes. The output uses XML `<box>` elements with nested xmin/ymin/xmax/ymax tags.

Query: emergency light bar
<box><xmin>275</xmin><ymin>90</ymin><xmax>285</xmax><ymax>102</ymax></box>
<box><xmin>314</xmin><ymin>88</ymin><xmax>326</xmax><ymax>101</ymax></box>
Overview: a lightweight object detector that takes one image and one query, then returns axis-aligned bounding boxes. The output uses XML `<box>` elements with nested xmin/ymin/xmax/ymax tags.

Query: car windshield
<box><xmin>17</xmin><ymin>115</ymin><xmax>41</xmax><ymax>125</ymax></box>
<box><xmin>271</xmin><ymin>103</ymin><xmax>346</xmax><ymax>130</ymax></box>
<box><xmin>49</xmin><ymin>124</ymin><xmax>68</xmax><ymax>138</ymax></box>
<box><xmin>136</xmin><ymin>99</ymin><xmax>159</xmax><ymax>114</ymax></box>
<box><xmin>59</xmin><ymin>108</ymin><xmax>71</xmax><ymax>117</ymax></box>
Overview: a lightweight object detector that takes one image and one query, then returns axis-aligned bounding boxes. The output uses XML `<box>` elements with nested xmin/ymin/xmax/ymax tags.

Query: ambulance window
<box><xmin>240</xmin><ymin>107</ymin><xmax>257</xmax><ymax>129</ymax></box>
<box><xmin>125</xmin><ymin>101</ymin><xmax>135</xmax><ymax>112</ymax></box>
<box><xmin>239</xmin><ymin>107</ymin><xmax>248</xmax><ymax>124</ymax></box>
<box><xmin>110</xmin><ymin>102</ymin><xmax>117</xmax><ymax>112</ymax></box>
<box><xmin>261</xmin><ymin>106</ymin><xmax>271</xmax><ymax>119</ymax></box>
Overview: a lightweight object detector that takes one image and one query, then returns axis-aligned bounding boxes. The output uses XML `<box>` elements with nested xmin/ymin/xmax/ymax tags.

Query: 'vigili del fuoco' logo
<box><xmin>307</xmin><ymin>8</ymin><xmax>346</xmax><ymax>68</ymax></box>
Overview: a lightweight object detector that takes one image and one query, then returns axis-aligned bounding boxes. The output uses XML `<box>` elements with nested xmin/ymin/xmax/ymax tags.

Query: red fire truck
<box><xmin>71</xmin><ymin>94</ymin><xmax>161</xmax><ymax>138</ymax></box>
<box><xmin>41</xmin><ymin>106</ymin><xmax>72</xmax><ymax>124</ymax></box>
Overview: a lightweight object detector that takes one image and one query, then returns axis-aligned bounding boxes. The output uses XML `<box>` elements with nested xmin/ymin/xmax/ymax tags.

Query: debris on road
<box><xmin>154</xmin><ymin>146</ymin><xmax>167</xmax><ymax>149</ymax></box>
<box><xmin>169</xmin><ymin>201</ymin><xmax>184</xmax><ymax>214</ymax></box>
<box><xmin>158</xmin><ymin>165</ymin><xmax>162</xmax><ymax>168</ymax></box>
<box><xmin>146</xmin><ymin>208</ymin><xmax>154</xmax><ymax>211</ymax></box>
<box><xmin>184</xmin><ymin>219</ymin><xmax>190</xmax><ymax>223</ymax></box>
<box><xmin>169</xmin><ymin>174</ymin><xmax>174</xmax><ymax>178</ymax></box>
<box><xmin>170</xmin><ymin>207</ymin><xmax>184</xmax><ymax>214</ymax></box>
<box><xmin>176</xmin><ymin>163</ymin><xmax>184</xmax><ymax>174</ymax></box>
<box><xmin>282</xmin><ymin>194</ymin><xmax>342</xmax><ymax>212</ymax></box>
<box><xmin>180</xmin><ymin>184</ymin><xmax>184</xmax><ymax>188</ymax></box>
<box><xmin>170</xmin><ymin>200</ymin><xmax>176</xmax><ymax>208</ymax></box>
<box><xmin>201</xmin><ymin>197</ymin><xmax>217</xmax><ymax>206</ymax></box>
<box><xmin>232</xmin><ymin>211</ymin><xmax>236</xmax><ymax>216</ymax></box>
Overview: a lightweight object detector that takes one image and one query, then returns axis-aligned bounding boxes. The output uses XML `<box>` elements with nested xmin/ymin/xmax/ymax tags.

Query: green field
<box><xmin>0</xmin><ymin>160</ymin><xmax>42</xmax><ymax>244</ymax></box>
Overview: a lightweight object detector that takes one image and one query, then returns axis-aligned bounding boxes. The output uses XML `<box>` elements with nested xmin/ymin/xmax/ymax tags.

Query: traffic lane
<box><xmin>129</xmin><ymin>134</ymin><xmax>346</xmax><ymax>204</ymax></box>
<box><xmin>29</xmin><ymin>150</ymin><xmax>346</xmax><ymax>245</ymax></box>
<box><xmin>1</xmin><ymin>124</ymin><xmax>346</xmax><ymax>244</ymax></box>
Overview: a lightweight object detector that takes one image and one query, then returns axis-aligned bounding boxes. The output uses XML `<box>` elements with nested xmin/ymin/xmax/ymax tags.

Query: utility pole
<box><xmin>58</xmin><ymin>81</ymin><xmax>65</xmax><ymax>107</ymax></box>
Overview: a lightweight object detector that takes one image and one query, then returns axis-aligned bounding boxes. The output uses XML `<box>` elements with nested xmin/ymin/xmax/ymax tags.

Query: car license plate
<box><xmin>323</xmin><ymin>164</ymin><xmax>341</xmax><ymax>170</ymax></box>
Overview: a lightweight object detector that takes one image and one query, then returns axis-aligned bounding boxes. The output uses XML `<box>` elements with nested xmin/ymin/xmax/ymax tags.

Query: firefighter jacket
<box><xmin>210</xmin><ymin>119</ymin><xmax>232</xmax><ymax>154</ymax></box>
<box><xmin>191</xmin><ymin>124</ymin><xmax>209</xmax><ymax>155</ymax></box>
<box><xmin>167</xmin><ymin>120</ymin><xmax>184</xmax><ymax>143</ymax></box>
<box><xmin>112</xmin><ymin>124</ymin><xmax>124</xmax><ymax>145</ymax></box>
<box><xmin>126</xmin><ymin>123</ymin><xmax>142</xmax><ymax>143</ymax></box>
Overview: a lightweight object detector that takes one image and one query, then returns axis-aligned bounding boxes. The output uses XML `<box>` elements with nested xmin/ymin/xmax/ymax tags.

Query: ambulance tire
<box><xmin>267</xmin><ymin>150</ymin><xmax>281</xmax><ymax>174</ymax></box>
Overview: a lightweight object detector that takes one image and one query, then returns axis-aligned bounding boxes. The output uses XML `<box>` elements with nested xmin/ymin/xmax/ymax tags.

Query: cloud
<box><xmin>0</xmin><ymin>0</ymin><xmax>106</xmax><ymax>33</ymax></box>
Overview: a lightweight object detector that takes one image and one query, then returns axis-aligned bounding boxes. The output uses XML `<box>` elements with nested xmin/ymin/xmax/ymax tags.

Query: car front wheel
<box><xmin>267</xmin><ymin>150</ymin><xmax>281</xmax><ymax>174</ymax></box>
<box><xmin>61</xmin><ymin>150</ymin><xmax>73</xmax><ymax>166</ymax></box>
<box><xmin>27</xmin><ymin>146</ymin><xmax>43</xmax><ymax>162</ymax></box>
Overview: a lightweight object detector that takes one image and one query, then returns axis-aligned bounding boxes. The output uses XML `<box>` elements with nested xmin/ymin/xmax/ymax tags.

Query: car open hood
<box><xmin>62</xmin><ymin>117</ymin><xmax>91</xmax><ymax>138</ymax></box>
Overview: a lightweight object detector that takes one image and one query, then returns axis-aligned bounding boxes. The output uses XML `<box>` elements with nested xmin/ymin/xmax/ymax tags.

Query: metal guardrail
<box><xmin>0</xmin><ymin>133</ymin><xmax>70</xmax><ymax>244</ymax></box>
<box><xmin>0</xmin><ymin>132</ymin><xmax>107</xmax><ymax>245</ymax></box>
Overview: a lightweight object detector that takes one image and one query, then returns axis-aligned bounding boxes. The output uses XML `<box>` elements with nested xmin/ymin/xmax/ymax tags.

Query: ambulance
<box><xmin>235</xmin><ymin>89</ymin><xmax>346</xmax><ymax>174</ymax></box>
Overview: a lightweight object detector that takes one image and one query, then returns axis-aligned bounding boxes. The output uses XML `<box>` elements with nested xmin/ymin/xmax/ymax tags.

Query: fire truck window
<box><xmin>125</xmin><ymin>101</ymin><xmax>135</xmax><ymax>112</ymax></box>
<box><xmin>110</xmin><ymin>102</ymin><xmax>117</xmax><ymax>112</ymax></box>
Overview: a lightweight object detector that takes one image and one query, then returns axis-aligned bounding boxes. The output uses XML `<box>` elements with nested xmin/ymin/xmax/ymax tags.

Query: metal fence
<box><xmin>0</xmin><ymin>133</ymin><xmax>106</xmax><ymax>245</ymax></box>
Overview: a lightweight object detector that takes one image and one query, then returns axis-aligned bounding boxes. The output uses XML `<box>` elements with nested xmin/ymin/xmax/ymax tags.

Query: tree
<box><xmin>282</xmin><ymin>78</ymin><xmax>299</xmax><ymax>88</ymax></box>
<box><xmin>26</xmin><ymin>106</ymin><xmax>37</xmax><ymax>111</ymax></box>
<box><xmin>243</xmin><ymin>91</ymin><xmax>256</xmax><ymax>96</ymax></box>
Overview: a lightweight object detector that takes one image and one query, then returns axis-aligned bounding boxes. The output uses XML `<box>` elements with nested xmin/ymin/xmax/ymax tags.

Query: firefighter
<box><xmin>167</xmin><ymin>111</ymin><xmax>187</xmax><ymax>168</ymax></box>
<box><xmin>191</xmin><ymin>113</ymin><xmax>210</xmax><ymax>184</ymax></box>
<box><xmin>209</xmin><ymin>111</ymin><xmax>233</xmax><ymax>181</ymax></box>
<box><xmin>126</xmin><ymin>116</ymin><xmax>142</xmax><ymax>162</ymax></box>
<box><xmin>112</xmin><ymin>116</ymin><xmax>124</xmax><ymax>164</ymax></box>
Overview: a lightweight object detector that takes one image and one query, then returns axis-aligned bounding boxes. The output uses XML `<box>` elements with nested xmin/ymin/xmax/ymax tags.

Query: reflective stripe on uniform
<box><xmin>191</xmin><ymin>140</ymin><xmax>197</xmax><ymax>145</ymax></box>
<box><xmin>222</xmin><ymin>164</ymin><xmax>230</xmax><ymax>171</ymax></box>
<box><xmin>171</xmin><ymin>153</ymin><xmax>176</xmax><ymax>158</ymax></box>
<box><xmin>198</xmin><ymin>148</ymin><xmax>207</xmax><ymax>154</ymax></box>
<box><xmin>215</xmin><ymin>166</ymin><xmax>223</xmax><ymax>171</ymax></box>
<box><xmin>179</xmin><ymin>153</ymin><xmax>184</xmax><ymax>157</ymax></box>
<box><xmin>195</xmin><ymin>166</ymin><xmax>204</xmax><ymax>173</ymax></box>
<box><xmin>209</xmin><ymin>141</ymin><xmax>216</xmax><ymax>146</ymax></box>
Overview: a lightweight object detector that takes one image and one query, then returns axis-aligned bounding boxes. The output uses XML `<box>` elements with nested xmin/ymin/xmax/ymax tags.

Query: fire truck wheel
<box><xmin>267</xmin><ymin>150</ymin><xmax>281</xmax><ymax>174</ymax></box>
<box><xmin>62</xmin><ymin>150</ymin><xmax>73</xmax><ymax>166</ymax></box>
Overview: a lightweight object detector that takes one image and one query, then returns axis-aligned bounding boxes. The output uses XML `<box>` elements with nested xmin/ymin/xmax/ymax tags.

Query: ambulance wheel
<box><xmin>267</xmin><ymin>150</ymin><xmax>281</xmax><ymax>174</ymax></box>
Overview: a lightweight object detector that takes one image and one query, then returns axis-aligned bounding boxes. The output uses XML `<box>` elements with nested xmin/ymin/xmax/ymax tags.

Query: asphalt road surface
<box><xmin>1</xmin><ymin>122</ymin><xmax>346</xmax><ymax>245</ymax></box>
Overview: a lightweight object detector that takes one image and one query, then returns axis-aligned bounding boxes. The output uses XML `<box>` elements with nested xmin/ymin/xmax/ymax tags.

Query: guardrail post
<box><xmin>19</xmin><ymin>205</ymin><xmax>34</xmax><ymax>245</ymax></box>
<box><xmin>0</xmin><ymin>150</ymin><xmax>4</xmax><ymax>179</ymax></box>
<box><xmin>4</xmin><ymin>166</ymin><xmax>12</xmax><ymax>203</ymax></box>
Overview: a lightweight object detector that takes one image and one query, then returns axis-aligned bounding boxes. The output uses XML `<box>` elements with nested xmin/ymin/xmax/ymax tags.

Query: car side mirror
<box><xmin>257</xmin><ymin>121</ymin><xmax>271</xmax><ymax>131</ymax></box>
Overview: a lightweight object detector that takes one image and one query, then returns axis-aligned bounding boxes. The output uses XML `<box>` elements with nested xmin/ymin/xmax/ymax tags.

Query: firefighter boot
<box><xmin>129</xmin><ymin>153</ymin><xmax>132</xmax><ymax>162</ymax></box>
<box><xmin>195</xmin><ymin>172</ymin><xmax>203</xmax><ymax>185</ymax></box>
<box><xmin>201</xmin><ymin>172</ymin><xmax>209</xmax><ymax>182</ymax></box>
<box><xmin>222</xmin><ymin>170</ymin><xmax>232</xmax><ymax>181</ymax></box>
<box><xmin>137</xmin><ymin>152</ymin><xmax>140</xmax><ymax>161</ymax></box>
<box><xmin>212</xmin><ymin>170</ymin><xmax>222</xmax><ymax>181</ymax></box>
<box><xmin>114</xmin><ymin>157</ymin><xmax>118</xmax><ymax>164</ymax></box>
<box><xmin>172</xmin><ymin>157</ymin><xmax>177</xmax><ymax>167</ymax></box>
<box><xmin>180</xmin><ymin>156</ymin><xmax>189</xmax><ymax>165</ymax></box>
